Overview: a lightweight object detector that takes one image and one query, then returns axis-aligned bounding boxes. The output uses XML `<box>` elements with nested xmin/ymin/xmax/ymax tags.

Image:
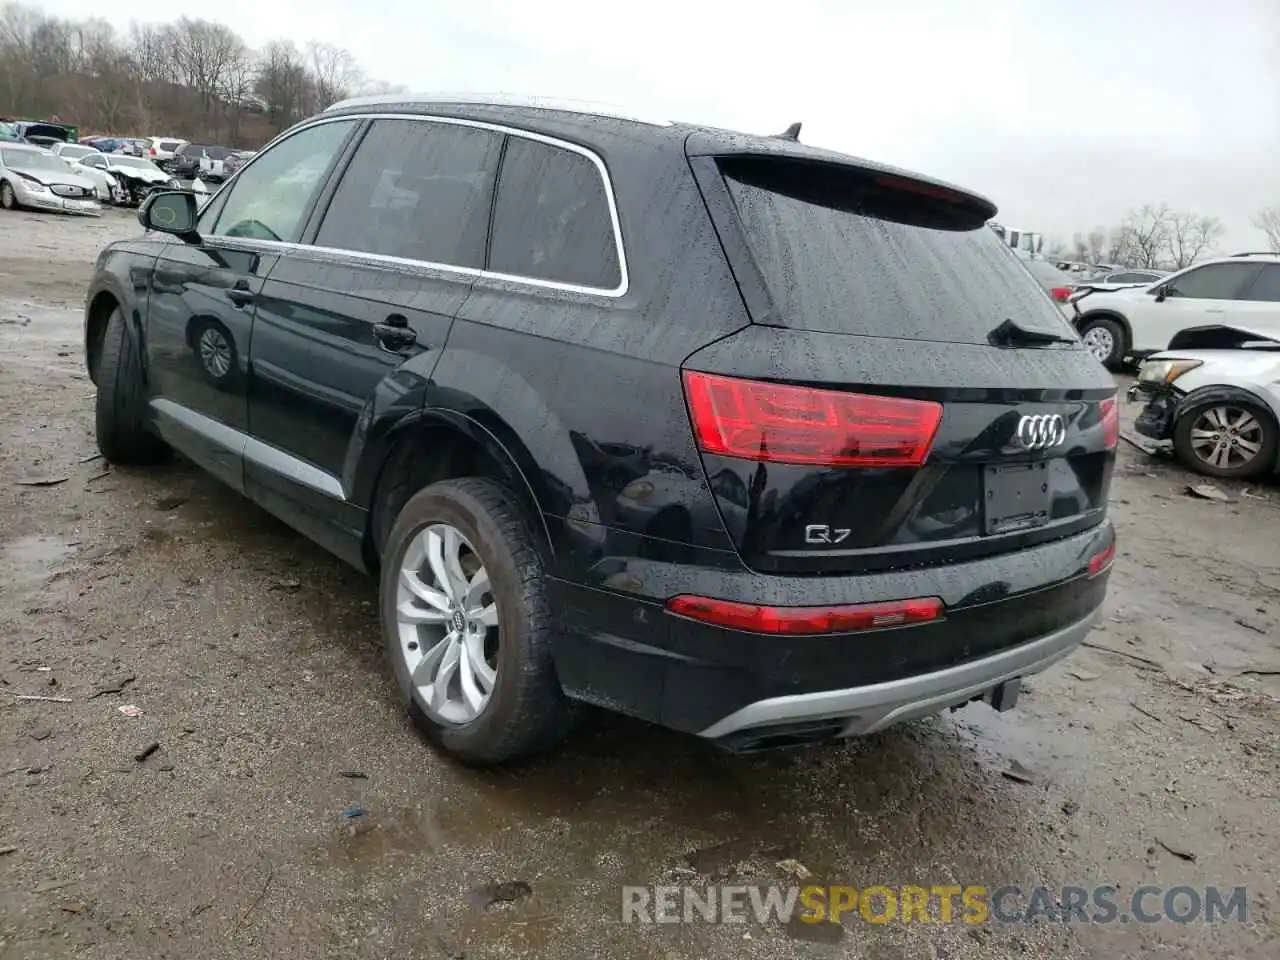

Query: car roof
<box><xmin>321</xmin><ymin>92</ymin><xmax>999</xmax><ymax>219</ymax></box>
<box><xmin>1</xmin><ymin>142</ymin><xmax>45</xmax><ymax>153</ymax></box>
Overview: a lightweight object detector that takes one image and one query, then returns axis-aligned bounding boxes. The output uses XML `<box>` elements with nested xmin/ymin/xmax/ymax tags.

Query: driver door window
<box><xmin>205</xmin><ymin>120</ymin><xmax>357</xmax><ymax>243</ymax></box>
<box><xmin>1164</xmin><ymin>263</ymin><xmax>1260</xmax><ymax>300</ymax></box>
<box><xmin>83</xmin><ymin>154</ymin><xmax>105</xmax><ymax>169</ymax></box>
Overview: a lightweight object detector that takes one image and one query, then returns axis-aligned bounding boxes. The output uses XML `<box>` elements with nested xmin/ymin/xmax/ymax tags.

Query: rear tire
<box><xmin>379</xmin><ymin>477</ymin><xmax>575</xmax><ymax>765</ymax></box>
<box><xmin>1173</xmin><ymin>399</ymin><xmax>1277</xmax><ymax>480</ymax></box>
<box><xmin>1079</xmin><ymin>316</ymin><xmax>1126</xmax><ymax>369</ymax></box>
<box><xmin>94</xmin><ymin>307</ymin><xmax>169</xmax><ymax>465</ymax></box>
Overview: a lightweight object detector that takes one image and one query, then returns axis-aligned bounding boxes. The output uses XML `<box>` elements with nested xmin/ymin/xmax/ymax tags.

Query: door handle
<box><xmin>373</xmin><ymin>315</ymin><xmax>417</xmax><ymax>352</ymax></box>
<box><xmin>227</xmin><ymin>280</ymin><xmax>254</xmax><ymax>308</ymax></box>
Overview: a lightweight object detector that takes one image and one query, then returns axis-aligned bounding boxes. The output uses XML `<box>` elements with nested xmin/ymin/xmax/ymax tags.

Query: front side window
<box><xmin>314</xmin><ymin>118</ymin><xmax>502</xmax><ymax>267</ymax></box>
<box><xmin>1164</xmin><ymin>263</ymin><xmax>1260</xmax><ymax>300</ymax></box>
<box><xmin>487</xmin><ymin>137</ymin><xmax>622</xmax><ymax>290</ymax></box>
<box><xmin>208</xmin><ymin>120</ymin><xmax>356</xmax><ymax>243</ymax></box>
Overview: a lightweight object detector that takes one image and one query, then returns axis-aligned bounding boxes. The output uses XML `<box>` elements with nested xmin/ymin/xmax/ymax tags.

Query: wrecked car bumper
<box><xmin>15</xmin><ymin>189</ymin><xmax>102</xmax><ymax>216</ymax></box>
<box><xmin>1128</xmin><ymin>382</ymin><xmax>1180</xmax><ymax>441</ymax></box>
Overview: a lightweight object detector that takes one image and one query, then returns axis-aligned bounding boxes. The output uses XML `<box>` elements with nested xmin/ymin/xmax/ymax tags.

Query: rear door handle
<box><xmin>373</xmin><ymin>314</ymin><xmax>417</xmax><ymax>352</ymax></box>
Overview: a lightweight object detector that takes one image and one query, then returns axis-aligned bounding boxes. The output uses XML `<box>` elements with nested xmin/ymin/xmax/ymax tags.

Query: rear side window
<box><xmin>487</xmin><ymin>137</ymin><xmax>622</xmax><ymax>291</ymax></box>
<box><xmin>719</xmin><ymin>157</ymin><xmax>1073</xmax><ymax>344</ymax></box>
<box><xmin>315</xmin><ymin>119</ymin><xmax>502</xmax><ymax>268</ymax></box>
<box><xmin>1245</xmin><ymin>264</ymin><xmax>1280</xmax><ymax>302</ymax></box>
<box><xmin>1165</xmin><ymin>263</ymin><xmax>1260</xmax><ymax>300</ymax></box>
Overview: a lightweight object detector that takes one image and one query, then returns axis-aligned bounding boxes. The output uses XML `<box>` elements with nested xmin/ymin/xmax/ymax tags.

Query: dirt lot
<box><xmin>1</xmin><ymin>209</ymin><xmax>1277</xmax><ymax>960</ymax></box>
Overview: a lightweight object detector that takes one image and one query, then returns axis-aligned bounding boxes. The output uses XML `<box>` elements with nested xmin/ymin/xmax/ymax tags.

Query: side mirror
<box><xmin>138</xmin><ymin>190</ymin><xmax>199</xmax><ymax>239</ymax></box>
<box><xmin>1153</xmin><ymin>284</ymin><xmax>1168</xmax><ymax>302</ymax></box>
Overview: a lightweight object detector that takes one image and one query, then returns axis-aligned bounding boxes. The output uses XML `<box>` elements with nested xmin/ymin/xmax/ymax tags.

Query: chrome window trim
<box><xmin>212</xmin><ymin>112</ymin><xmax>630</xmax><ymax>299</ymax></box>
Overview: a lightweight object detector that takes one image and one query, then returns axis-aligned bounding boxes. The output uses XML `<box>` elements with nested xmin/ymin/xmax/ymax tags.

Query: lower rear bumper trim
<box><xmin>697</xmin><ymin>609</ymin><xmax>1100</xmax><ymax>740</ymax></box>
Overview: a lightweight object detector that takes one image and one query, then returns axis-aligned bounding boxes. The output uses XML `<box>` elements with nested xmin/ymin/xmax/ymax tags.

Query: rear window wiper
<box><xmin>987</xmin><ymin>318</ymin><xmax>1075</xmax><ymax>347</ymax></box>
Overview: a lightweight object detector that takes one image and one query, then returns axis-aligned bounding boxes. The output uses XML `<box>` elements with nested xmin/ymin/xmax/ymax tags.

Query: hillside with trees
<box><xmin>0</xmin><ymin>2</ymin><xmax>404</xmax><ymax>146</ymax></box>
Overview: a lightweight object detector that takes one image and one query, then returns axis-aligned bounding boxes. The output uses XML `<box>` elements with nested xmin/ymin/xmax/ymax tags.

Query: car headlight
<box><xmin>1138</xmin><ymin>358</ymin><xmax>1202</xmax><ymax>384</ymax></box>
<box><xmin>23</xmin><ymin>180</ymin><xmax>49</xmax><ymax>193</ymax></box>
<box><xmin>620</xmin><ymin>480</ymin><xmax>654</xmax><ymax>501</ymax></box>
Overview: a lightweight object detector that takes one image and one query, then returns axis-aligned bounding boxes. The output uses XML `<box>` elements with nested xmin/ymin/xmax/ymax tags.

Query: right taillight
<box><xmin>682</xmin><ymin>371</ymin><xmax>942</xmax><ymax>468</ymax></box>
<box><xmin>1050</xmin><ymin>286</ymin><xmax>1072</xmax><ymax>301</ymax></box>
<box><xmin>1099</xmin><ymin>395</ymin><xmax>1119</xmax><ymax>449</ymax></box>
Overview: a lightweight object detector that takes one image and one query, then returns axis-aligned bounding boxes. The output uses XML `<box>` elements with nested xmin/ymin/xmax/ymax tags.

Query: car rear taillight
<box><xmin>148</xmin><ymin>147</ymin><xmax>156</xmax><ymax>156</ymax></box>
<box><xmin>666</xmin><ymin>595</ymin><xmax>944</xmax><ymax>634</ymax></box>
<box><xmin>1087</xmin><ymin>539</ymin><xmax>1116</xmax><ymax>577</ymax></box>
<box><xmin>1099</xmin><ymin>395</ymin><xmax>1119</xmax><ymax>449</ymax></box>
<box><xmin>1050</xmin><ymin>286</ymin><xmax>1072</xmax><ymax>301</ymax></box>
<box><xmin>682</xmin><ymin>371</ymin><xmax>943</xmax><ymax>468</ymax></box>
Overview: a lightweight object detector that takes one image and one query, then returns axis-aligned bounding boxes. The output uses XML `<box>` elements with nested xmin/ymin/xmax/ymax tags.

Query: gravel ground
<box><xmin>1</xmin><ymin>208</ymin><xmax>1277</xmax><ymax>960</ymax></box>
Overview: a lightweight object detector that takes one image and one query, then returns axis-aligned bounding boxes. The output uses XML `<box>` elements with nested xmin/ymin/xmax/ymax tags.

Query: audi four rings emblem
<box><xmin>1015</xmin><ymin>414</ymin><xmax>1067</xmax><ymax>450</ymax></box>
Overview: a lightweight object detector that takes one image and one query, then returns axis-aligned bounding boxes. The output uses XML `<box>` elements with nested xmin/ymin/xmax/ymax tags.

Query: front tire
<box><xmin>94</xmin><ymin>307</ymin><xmax>170</xmax><ymax>465</ymax></box>
<box><xmin>0</xmin><ymin>181</ymin><xmax>17</xmax><ymax>210</ymax></box>
<box><xmin>379</xmin><ymin>477</ymin><xmax>574</xmax><ymax>765</ymax></box>
<box><xmin>1173</xmin><ymin>399</ymin><xmax>1277</xmax><ymax>480</ymax></box>
<box><xmin>1079</xmin><ymin>316</ymin><xmax>1127</xmax><ymax>369</ymax></box>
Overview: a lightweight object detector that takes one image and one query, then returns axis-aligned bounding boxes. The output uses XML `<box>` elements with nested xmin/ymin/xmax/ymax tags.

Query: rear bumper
<box><xmin>699</xmin><ymin>610</ymin><xmax>1098</xmax><ymax>741</ymax></box>
<box><xmin>548</xmin><ymin>521</ymin><xmax>1113</xmax><ymax>741</ymax></box>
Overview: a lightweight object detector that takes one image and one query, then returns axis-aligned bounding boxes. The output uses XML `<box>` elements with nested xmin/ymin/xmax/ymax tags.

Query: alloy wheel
<box><xmin>395</xmin><ymin>523</ymin><xmax>499</xmax><ymax>724</ymax></box>
<box><xmin>1188</xmin><ymin>405</ymin><xmax>1265</xmax><ymax>471</ymax></box>
<box><xmin>198</xmin><ymin>327</ymin><xmax>233</xmax><ymax>379</ymax></box>
<box><xmin>1081</xmin><ymin>326</ymin><xmax>1113</xmax><ymax>362</ymax></box>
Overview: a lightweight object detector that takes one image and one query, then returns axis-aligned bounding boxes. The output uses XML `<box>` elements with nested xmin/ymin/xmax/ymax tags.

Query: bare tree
<box><xmin>168</xmin><ymin>18</ymin><xmax>246</xmax><ymax>121</ymax></box>
<box><xmin>1118</xmin><ymin>205</ymin><xmax>1173</xmax><ymax>269</ymax></box>
<box><xmin>255</xmin><ymin>40</ymin><xmax>313</xmax><ymax>131</ymax></box>
<box><xmin>1252</xmin><ymin>206</ymin><xmax>1280</xmax><ymax>253</ymax></box>
<box><xmin>307</xmin><ymin>41</ymin><xmax>361</xmax><ymax>109</ymax></box>
<box><xmin>1165</xmin><ymin>210</ymin><xmax>1223</xmax><ymax>268</ymax></box>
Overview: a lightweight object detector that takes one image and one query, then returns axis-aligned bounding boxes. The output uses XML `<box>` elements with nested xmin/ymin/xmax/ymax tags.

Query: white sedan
<box><xmin>74</xmin><ymin>152</ymin><xmax>179</xmax><ymax>206</ymax></box>
<box><xmin>0</xmin><ymin>144</ymin><xmax>101</xmax><ymax>215</ymax></box>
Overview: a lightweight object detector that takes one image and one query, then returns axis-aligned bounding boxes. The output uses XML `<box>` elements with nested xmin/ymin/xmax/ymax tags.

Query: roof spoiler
<box><xmin>773</xmin><ymin>122</ymin><xmax>802</xmax><ymax>142</ymax></box>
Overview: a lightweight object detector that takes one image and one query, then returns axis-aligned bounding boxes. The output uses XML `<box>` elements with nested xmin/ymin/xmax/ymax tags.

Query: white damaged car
<box><xmin>1128</xmin><ymin>325</ymin><xmax>1280</xmax><ymax>479</ymax></box>
<box><xmin>0</xmin><ymin>143</ymin><xmax>101</xmax><ymax>215</ymax></box>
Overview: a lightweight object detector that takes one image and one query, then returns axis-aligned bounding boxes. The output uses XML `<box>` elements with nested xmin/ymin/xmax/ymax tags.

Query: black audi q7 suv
<box><xmin>84</xmin><ymin>94</ymin><xmax>1117</xmax><ymax>765</ymax></box>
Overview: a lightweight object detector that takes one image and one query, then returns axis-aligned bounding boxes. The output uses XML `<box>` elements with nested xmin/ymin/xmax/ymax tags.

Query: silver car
<box><xmin>0</xmin><ymin>144</ymin><xmax>101</xmax><ymax>215</ymax></box>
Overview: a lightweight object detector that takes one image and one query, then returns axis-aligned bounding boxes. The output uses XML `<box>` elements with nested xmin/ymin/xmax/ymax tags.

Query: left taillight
<box><xmin>1051</xmin><ymin>286</ymin><xmax>1072</xmax><ymax>301</ymax></box>
<box><xmin>682</xmin><ymin>371</ymin><xmax>943</xmax><ymax>468</ymax></box>
<box><xmin>1099</xmin><ymin>394</ymin><xmax>1119</xmax><ymax>449</ymax></box>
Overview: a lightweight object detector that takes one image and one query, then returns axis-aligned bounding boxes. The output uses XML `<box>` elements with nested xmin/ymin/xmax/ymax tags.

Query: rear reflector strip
<box><xmin>682</xmin><ymin>371</ymin><xmax>943</xmax><ymax>468</ymax></box>
<box><xmin>666</xmin><ymin>595</ymin><xmax>945</xmax><ymax>635</ymax></box>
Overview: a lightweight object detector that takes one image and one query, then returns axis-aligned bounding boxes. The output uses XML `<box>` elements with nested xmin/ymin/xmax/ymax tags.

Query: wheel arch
<box><xmin>1077</xmin><ymin>309</ymin><xmax>1133</xmax><ymax>349</ymax></box>
<box><xmin>360</xmin><ymin>407</ymin><xmax>554</xmax><ymax>572</ymax></box>
<box><xmin>85</xmin><ymin>288</ymin><xmax>124</xmax><ymax>385</ymax></box>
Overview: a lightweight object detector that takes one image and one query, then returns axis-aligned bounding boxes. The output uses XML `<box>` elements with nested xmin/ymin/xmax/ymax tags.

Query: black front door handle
<box><xmin>227</xmin><ymin>280</ymin><xmax>254</xmax><ymax>308</ymax></box>
<box><xmin>373</xmin><ymin>320</ymin><xmax>417</xmax><ymax>352</ymax></box>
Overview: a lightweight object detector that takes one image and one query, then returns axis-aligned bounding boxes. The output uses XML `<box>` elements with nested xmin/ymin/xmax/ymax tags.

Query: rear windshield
<box><xmin>159</xmin><ymin>140</ymin><xmax>183</xmax><ymax>151</ymax></box>
<box><xmin>720</xmin><ymin>157</ymin><xmax>1075</xmax><ymax>345</ymax></box>
<box><xmin>202</xmin><ymin>146</ymin><xmax>233</xmax><ymax>159</ymax></box>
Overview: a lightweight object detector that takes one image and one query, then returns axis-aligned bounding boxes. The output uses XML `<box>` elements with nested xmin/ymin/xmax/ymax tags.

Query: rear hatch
<box><xmin>683</xmin><ymin>147</ymin><xmax>1118</xmax><ymax>575</ymax></box>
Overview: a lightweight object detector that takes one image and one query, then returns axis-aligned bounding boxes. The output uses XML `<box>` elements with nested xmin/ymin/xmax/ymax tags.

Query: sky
<box><xmin>37</xmin><ymin>0</ymin><xmax>1280</xmax><ymax>252</ymax></box>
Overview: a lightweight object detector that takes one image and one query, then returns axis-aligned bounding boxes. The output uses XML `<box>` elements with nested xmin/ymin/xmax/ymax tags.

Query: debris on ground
<box><xmin>58</xmin><ymin>901</ymin><xmax>86</xmax><ymax>914</ymax></box>
<box><xmin>341</xmin><ymin>807</ymin><xmax>367</xmax><ymax>819</ymax></box>
<box><xmin>117</xmin><ymin>705</ymin><xmax>142</xmax><ymax>718</ymax></box>
<box><xmin>1185</xmin><ymin>483</ymin><xmax>1231</xmax><ymax>502</ymax></box>
<box><xmin>469</xmin><ymin>880</ymin><xmax>533</xmax><ymax>910</ymax></box>
<box><xmin>338</xmin><ymin>770</ymin><xmax>368</xmax><ymax>779</ymax></box>
<box><xmin>28</xmin><ymin>726</ymin><xmax>52</xmax><ymax>741</ymax></box>
<box><xmin>1002</xmin><ymin>760</ymin><xmax>1036</xmax><ymax>785</ymax></box>
<box><xmin>134</xmin><ymin>741</ymin><xmax>160</xmax><ymax>762</ymax></box>
<box><xmin>1157</xmin><ymin>837</ymin><xmax>1197</xmax><ymax>862</ymax></box>
<box><xmin>1061</xmin><ymin>801</ymin><xmax>1080</xmax><ymax>816</ymax></box>
<box><xmin>153</xmin><ymin>495</ymin><xmax>188</xmax><ymax>511</ymax></box>
<box><xmin>776</xmin><ymin>858</ymin><xmax>813</xmax><ymax>880</ymax></box>
<box><xmin>88</xmin><ymin>675</ymin><xmax>136</xmax><ymax>699</ymax></box>
<box><xmin>1066</xmin><ymin>669</ymin><xmax>1100</xmax><ymax>681</ymax></box>
<box><xmin>14</xmin><ymin>694</ymin><xmax>72</xmax><ymax>703</ymax></box>
<box><xmin>271</xmin><ymin>578</ymin><xmax>302</xmax><ymax>592</ymax></box>
<box><xmin>15</xmin><ymin>476</ymin><xmax>69</xmax><ymax>487</ymax></box>
<box><xmin>0</xmin><ymin>845</ymin><xmax>17</xmax><ymax>856</ymax></box>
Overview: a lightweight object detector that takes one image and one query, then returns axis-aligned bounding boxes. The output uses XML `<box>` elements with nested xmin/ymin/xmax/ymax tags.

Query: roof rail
<box><xmin>1229</xmin><ymin>251</ymin><xmax>1279</xmax><ymax>258</ymax></box>
<box><xmin>323</xmin><ymin>91</ymin><xmax>673</xmax><ymax>127</ymax></box>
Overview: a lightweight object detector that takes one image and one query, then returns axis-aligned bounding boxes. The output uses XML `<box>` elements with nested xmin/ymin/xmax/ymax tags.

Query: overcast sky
<box><xmin>40</xmin><ymin>0</ymin><xmax>1280</xmax><ymax>251</ymax></box>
